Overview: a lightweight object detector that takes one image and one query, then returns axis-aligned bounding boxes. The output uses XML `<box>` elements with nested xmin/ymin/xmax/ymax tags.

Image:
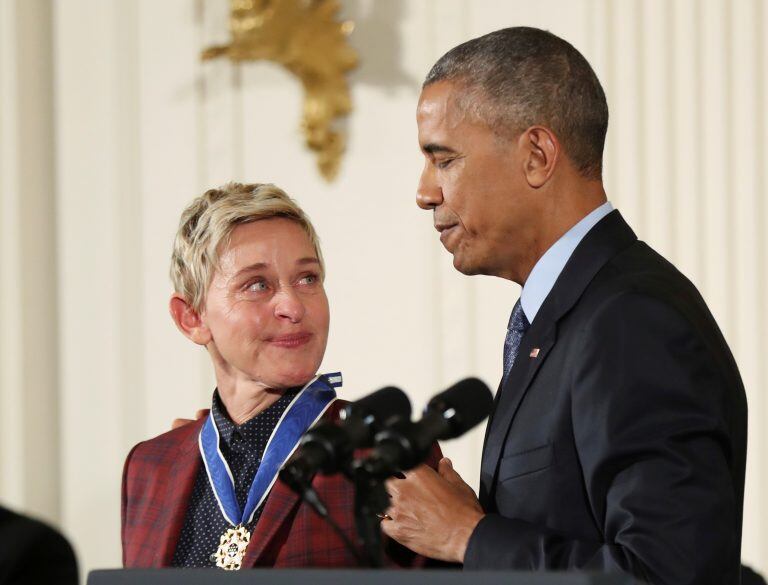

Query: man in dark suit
<box><xmin>0</xmin><ymin>504</ymin><xmax>78</xmax><ymax>585</ymax></box>
<box><xmin>382</xmin><ymin>27</ymin><xmax>748</xmax><ymax>585</ymax></box>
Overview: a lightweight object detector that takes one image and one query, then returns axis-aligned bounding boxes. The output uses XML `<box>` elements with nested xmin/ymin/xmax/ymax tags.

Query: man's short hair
<box><xmin>170</xmin><ymin>182</ymin><xmax>324</xmax><ymax>312</ymax></box>
<box><xmin>424</xmin><ymin>27</ymin><xmax>609</xmax><ymax>180</ymax></box>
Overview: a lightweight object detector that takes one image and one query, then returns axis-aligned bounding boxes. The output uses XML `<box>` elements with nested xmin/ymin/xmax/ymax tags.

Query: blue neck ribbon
<box><xmin>199</xmin><ymin>372</ymin><xmax>341</xmax><ymax>526</ymax></box>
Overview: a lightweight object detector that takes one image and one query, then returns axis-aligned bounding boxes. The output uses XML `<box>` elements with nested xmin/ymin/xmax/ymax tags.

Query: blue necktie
<box><xmin>502</xmin><ymin>299</ymin><xmax>530</xmax><ymax>387</ymax></box>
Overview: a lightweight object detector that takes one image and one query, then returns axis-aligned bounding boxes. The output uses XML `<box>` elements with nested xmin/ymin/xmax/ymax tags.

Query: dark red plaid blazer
<box><xmin>122</xmin><ymin>400</ymin><xmax>441</xmax><ymax>568</ymax></box>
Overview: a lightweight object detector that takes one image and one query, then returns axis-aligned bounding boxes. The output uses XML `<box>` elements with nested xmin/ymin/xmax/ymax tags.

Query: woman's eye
<box><xmin>246</xmin><ymin>280</ymin><xmax>269</xmax><ymax>292</ymax></box>
<box><xmin>299</xmin><ymin>274</ymin><xmax>319</xmax><ymax>286</ymax></box>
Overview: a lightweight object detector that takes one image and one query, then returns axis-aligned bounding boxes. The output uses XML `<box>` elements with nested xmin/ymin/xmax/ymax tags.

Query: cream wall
<box><xmin>0</xmin><ymin>0</ymin><xmax>766</xmax><ymax>579</ymax></box>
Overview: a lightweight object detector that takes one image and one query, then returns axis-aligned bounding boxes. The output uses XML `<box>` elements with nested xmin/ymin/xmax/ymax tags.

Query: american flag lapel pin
<box><xmin>530</xmin><ymin>348</ymin><xmax>540</xmax><ymax>358</ymax></box>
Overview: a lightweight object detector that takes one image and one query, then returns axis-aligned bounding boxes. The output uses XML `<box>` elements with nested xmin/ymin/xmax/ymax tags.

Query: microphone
<box><xmin>279</xmin><ymin>385</ymin><xmax>411</xmax><ymax>492</ymax></box>
<box><xmin>355</xmin><ymin>377</ymin><xmax>493</xmax><ymax>478</ymax></box>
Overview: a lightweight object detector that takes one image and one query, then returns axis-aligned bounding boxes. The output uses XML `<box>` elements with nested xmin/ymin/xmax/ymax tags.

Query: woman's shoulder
<box><xmin>125</xmin><ymin>416</ymin><xmax>206</xmax><ymax>469</ymax></box>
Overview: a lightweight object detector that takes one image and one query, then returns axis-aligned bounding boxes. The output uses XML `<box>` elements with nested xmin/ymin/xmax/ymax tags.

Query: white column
<box><xmin>731</xmin><ymin>0</ymin><xmax>765</xmax><ymax>570</ymax></box>
<box><xmin>53</xmin><ymin>0</ymin><xmax>144</xmax><ymax>570</ymax></box>
<box><xmin>0</xmin><ymin>0</ymin><xmax>60</xmax><ymax>525</ymax></box>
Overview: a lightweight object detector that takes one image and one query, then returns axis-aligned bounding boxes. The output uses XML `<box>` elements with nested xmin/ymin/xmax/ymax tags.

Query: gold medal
<box><xmin>214</xmin><ymin>525</ymin><xmax>251</xmax><ymax>571</ymax></box>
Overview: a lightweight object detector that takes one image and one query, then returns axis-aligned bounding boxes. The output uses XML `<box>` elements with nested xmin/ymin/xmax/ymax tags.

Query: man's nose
<box><xmin>416</xmin><ymin>164</ymin><xmax>443</xmax><ymax>210</ymax></box>
<box><xmin>274</xmin><ymin>287</ymin><xmax>305</xmax><ymax>323</ymax></box>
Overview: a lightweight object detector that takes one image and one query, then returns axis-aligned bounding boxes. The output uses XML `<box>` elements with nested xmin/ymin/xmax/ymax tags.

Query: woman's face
<box><xmin>201</xmin><ymin>217</ymin><xmax>329</xmax><ymax>390</ymax></box>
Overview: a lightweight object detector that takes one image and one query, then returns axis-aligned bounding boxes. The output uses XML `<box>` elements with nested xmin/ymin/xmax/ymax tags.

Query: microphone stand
<box><xmin>351</xmin><ymin>467</ymin><xmax>390</xmax><ymax>568</ymax></box>
<box><xmin>291</xmin><ymin>482</ymin><xmax>367</xmax><ymax>566</ymax></box>
<box><xmin>282</xmin><ymin>458</ymin><xmax>388</xmax><ymax>568</ymax></box>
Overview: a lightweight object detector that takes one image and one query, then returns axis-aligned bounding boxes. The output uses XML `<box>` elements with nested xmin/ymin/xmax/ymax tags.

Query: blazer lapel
<box><xmin>480</xmin><ymin>211</ymin><xmax>638</xmax><ymax>505</ymax></box>
<box><xmin>152</xmin><ymin>421</ymin><xmax>204</xmax><ymax>566</ymax></box>
<box><xmin>242</xmin><ymin>401</ymin><xmax>346</xmax><ymax>567</ymax></box>
<box><xmin>480</xmin><ymin>321</ymin><xmax>556</xmax><ymax>502</ymax></box>
<box><xmin>242</xmin><ymin>479</ymin><xmax>301</xmax><ymax>566</ymax></box>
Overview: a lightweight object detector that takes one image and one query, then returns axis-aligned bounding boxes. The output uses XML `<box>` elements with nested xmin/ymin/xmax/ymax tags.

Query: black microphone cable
<box><xmin>290</xmin><ymin>482</ymin><xmax>366</xmax><ymax>566</ymax></box>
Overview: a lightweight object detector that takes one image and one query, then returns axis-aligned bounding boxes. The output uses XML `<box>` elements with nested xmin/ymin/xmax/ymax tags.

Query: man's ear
<box><xmin>169</xmin><ymin>294</ymin><xmax>211</xmax><ymax>346</ymax></box>
<box><xmin>519</xmin><ymin>126</ymin><xmax>560</xmax><ymax>188</ymax></box>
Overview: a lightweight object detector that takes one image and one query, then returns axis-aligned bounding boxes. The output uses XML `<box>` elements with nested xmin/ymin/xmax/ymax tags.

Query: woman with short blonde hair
<box><xmin>170</xmin><ymin>182</ymin><xmax>324</xmax><ymax>313</ymax></box>
<box><xmin>121</xmin><ymin>182</ymin><xmax>437</xmax><ymax>570</ymax></box>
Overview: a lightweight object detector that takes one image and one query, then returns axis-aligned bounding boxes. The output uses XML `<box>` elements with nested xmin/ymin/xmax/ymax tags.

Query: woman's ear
<box><xmin>169</xmin><ymin>294</ymin><xmax>211</xmax><ymax>346</ymax></box>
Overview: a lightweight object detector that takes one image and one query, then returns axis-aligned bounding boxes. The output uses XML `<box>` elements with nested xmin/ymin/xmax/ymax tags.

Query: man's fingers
<box><xmin>402</xmin><ymin>463</ymin><xmax>437</xmax><ymax>480</ymax></box>
<box><xmin>171</xmin><ymin>417</ymin><xmax>194</xmax><ymax>430</ymax></box>
<box><xmin>385</xmin><ymin>477</ymin><xmax>402</xmax><ymax>497</ymax></box>
<box><xmin>380</xmin><ymin>515</ymin><xmax>396</xmax><ymax>538</ymax></box>
<box><xmin>438</xmin><ymin>457</ymin><xmax>465</xmax><ymax>485</ymax></box>
<box><xmin>171</xmin><ymin>408</ymin><xmax>209</xmax><ymax>430</ymax></box>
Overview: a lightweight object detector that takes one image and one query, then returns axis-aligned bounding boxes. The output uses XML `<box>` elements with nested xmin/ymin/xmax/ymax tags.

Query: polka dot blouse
<box><xmin>172</xmin><ymin>387</ymin><xmax>299</xmax><ymax>568</ymax></box>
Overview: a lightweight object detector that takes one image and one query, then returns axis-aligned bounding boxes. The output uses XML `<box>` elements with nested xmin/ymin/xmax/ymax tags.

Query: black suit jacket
<box><xmin>465</xmin><ymin>211</ymin><xmax>747</xmax><ymax>585</ymax></box>
<box><xmin>0</xmin><ymin>505</ymin><xmax>78</xmax><ymax>585</ymax></box>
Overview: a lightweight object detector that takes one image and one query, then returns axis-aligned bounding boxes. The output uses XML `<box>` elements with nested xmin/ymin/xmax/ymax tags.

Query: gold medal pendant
<box><xmin>214</xmin><ymin>525</ymin><xmax>251</xmax><ymax>570</ymax></box>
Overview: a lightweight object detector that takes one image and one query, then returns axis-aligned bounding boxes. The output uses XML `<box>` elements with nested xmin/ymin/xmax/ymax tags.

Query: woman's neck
<box><xmin>216</xmin><ymin>380</ymin><xmax>284</xmax><ymax>425</ymax></box>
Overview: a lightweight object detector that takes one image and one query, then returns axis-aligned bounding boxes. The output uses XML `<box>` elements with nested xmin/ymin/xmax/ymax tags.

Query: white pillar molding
<box><xmin>421</xmin><ymin>0</ymin><xmax>487</xmax><ymax>490</ymax></box>
<box><xmin>0</xmin><ymin>0</ymin><xmax>59</xmax><ymax>525</ymax></box>
<box><xmin>53</xmin><ymin>0</ymin><xmax>143</xmax><ymax>570</ymax></box>
<box><xmin>135</xmin><ymin>0</ymin><xmax>212</xmax><ymax>431</ymax></box>
<box><xmin>731</xmin><ymin>0</ymin><xmax>765</xmax><ymax>567</ymax></box>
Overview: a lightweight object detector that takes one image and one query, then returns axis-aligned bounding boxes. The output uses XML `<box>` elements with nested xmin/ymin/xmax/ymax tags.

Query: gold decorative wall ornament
<box><xmin>203</xmin><ymin>0</ymin><xmax>358</xmax><ymax>181</ymax></box>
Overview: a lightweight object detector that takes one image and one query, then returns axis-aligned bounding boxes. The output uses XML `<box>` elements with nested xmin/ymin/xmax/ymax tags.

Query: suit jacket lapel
<box><xmin>242</xmin><ymin>478</ymin><xmax>301</xmax><ymax>566</ymax></box>
<box><xmin>152</xmin><ymin>420</ymin><xmax>204</xmax><ymax>566</ymax></box>
<box><xmin>242</xmin><ymin>402</ymin><xmax>347</xmax><ymax>566</ymax></box>
<box><xmin>480</xmin><ymin>322</ymin><xmax>556</xmax><ymax>505</ymax></box>
<box><xmin>480</xmin><ymin>211</ymin><xmax>638</xmax><ymax>505</ymax></box>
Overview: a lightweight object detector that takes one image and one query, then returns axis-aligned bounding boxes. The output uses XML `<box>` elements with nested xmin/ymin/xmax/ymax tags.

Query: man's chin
<box><xmin>451</xmin><ymin>252</ymin><xmax>481</xmax><ymax>276</ymax></box>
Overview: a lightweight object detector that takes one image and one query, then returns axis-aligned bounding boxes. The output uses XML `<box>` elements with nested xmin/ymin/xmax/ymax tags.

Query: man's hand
<box><xmin>171</xmin><ymin>408</ymin><xmax>209</xmax><ymax>430</ymax></box>
<box><xmin>382</xmin><ymin>457</ymin><xmax>484</xmax><ymax>563</ymax></box>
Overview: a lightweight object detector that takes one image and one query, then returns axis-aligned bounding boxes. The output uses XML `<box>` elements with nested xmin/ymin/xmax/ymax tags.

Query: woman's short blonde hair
<box><xmin>170</xmin><ymin>182</ymin><xmax>324</xmax><ymax>312</ymax></box>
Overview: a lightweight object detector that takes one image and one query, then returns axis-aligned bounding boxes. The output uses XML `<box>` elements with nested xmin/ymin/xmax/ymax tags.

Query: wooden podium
<box><xmin>88</xmin><ymin>569</ymin><xmax>645</xmax><ymax>584</ymax></box>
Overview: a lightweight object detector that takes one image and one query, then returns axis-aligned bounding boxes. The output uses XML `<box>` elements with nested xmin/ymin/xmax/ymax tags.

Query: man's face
<box><xmin>416</xmin><ymin>81</ymin><xmax>537</xmax><ymax>280</ymax></box>
<box><xmin>201</xmin><ymin>217</ymin><xmax>329</xmax><ymax>389</ymax></box>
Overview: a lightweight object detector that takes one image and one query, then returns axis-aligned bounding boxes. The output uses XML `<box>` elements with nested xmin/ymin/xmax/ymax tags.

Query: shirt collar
<box><xmin>210</xmin><ymin>387</ymin><xmax>299</xmax><ymax>447</ymax></box>
<box><xmin>521</xmin><ymin>201</ymin><xmax>614</xmax><ymax>324</ymax></box>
